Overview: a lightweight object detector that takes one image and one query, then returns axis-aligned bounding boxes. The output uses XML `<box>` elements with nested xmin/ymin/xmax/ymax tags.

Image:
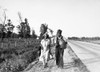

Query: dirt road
<box><xmin>24</xmin><ymin>40</ymin><xmax>91</xmax><ymax>72</ymax></box>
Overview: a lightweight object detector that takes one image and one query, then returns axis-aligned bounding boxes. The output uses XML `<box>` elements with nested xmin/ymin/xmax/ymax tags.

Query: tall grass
<box><xmin>0</xmin><ymin>38</ymin><xmax>40</xmax><ymax>72</ymax></box>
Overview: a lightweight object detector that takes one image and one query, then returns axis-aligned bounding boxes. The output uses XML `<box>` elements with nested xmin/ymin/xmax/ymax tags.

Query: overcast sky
<box><xmin>0</xmin><ymin>0</ymin><xmax>100</xmax><ymax>37</ymax></box>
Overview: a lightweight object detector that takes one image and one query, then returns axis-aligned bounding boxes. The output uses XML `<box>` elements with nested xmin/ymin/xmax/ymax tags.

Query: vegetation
<box><xmin>68</xmin><ymin>37</ymin><xmax>100</xmax><ymax>41</ymax></box>
<box><xmin>0</xmin><ymin>8</ymin><xmax>99</xmax><ymax>72</ymax></box>
<box><xmin>0</xmin><ymin>10</ymin><xmax>52</xmax><ymax>72</ymax></box>
<box><xmin>0</xmin><ymin>38</ymin><xmax>41</xmax><ymax>72</ymax></box>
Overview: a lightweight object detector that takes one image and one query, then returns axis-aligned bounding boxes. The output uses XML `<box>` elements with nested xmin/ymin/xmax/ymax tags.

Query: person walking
<box><xmin>39</xmin><ymin>33</ymin><xmax>51</xmax><ymax>68</ymax></box>
<box><xmin>55</xmin><ymin>29</ymin><xmax>67</xmax><ymax>68</ymax></box>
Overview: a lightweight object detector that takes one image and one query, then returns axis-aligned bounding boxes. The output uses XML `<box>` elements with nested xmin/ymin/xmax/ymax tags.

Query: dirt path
<box><xmin>23</xmin><ymin>43</ymin><xmax>89</xmax><ymax>72</ymax></box>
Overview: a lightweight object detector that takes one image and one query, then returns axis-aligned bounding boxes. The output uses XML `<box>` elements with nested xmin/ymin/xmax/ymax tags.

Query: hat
<box><xmin>8</xmin><ymin>19</ymin><xmax>11</xmax><ymax>22</ymax></box>
<box><xmin>57</xmin><ymin>29</ymin><xmax>62</xmax><ymax>34</ymax></box>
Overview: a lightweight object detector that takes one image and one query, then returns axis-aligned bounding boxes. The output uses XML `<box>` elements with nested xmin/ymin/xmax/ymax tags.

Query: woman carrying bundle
<box><xmin>39</xmin><ymin>33</ymin><xmax>51</xmax><ymax>68</ymax></box>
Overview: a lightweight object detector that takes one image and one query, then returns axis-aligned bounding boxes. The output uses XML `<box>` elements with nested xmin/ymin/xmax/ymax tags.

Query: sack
<box><xmin>58</xmin><ymin>37</ymin><xmax>66</xmax><ymax>49</ymax></box>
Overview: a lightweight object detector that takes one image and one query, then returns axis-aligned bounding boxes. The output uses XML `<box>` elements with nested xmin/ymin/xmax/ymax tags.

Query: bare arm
<box><xmin>40</xmin><ymin>40</ymin><xmax>43</xmax><ymax>50</ymax></box>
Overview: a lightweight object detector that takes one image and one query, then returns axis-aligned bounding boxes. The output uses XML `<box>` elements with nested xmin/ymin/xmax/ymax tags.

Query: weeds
<box><xmin>0</xmin><ymin>38</ymin><xmax>40</xmax><ymax>72</ymax></box>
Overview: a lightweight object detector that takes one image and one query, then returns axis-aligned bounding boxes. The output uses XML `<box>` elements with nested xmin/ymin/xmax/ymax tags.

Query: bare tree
<box><xmin>3</xmin><ymin>9</ymin><xmax>7</xmax><ymax>25</ymax></box>
<box><xmin>0</xmin><ymin>8</ymin><xmax>7</xmax><ymax>41</ymax></box>
<box><xmin>17</xmin><ymin>12</ymin><xmax>23</xmax><ymax>38</ymax></box>
<box><xmin>18</xmin><ymin>12</ymin><xmax>23</xmax><ymax>23</ymax></box>
<box><xmin>17</xmin><ymin>12</ymin><xmax>31</xmax><ymax>38</ymax></box>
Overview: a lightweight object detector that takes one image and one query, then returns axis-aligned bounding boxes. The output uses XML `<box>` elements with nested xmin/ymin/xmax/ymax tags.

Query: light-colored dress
<box><xmin>39</xmin><ymin>39</ymin><xmax>50</xmax><ymax>66</ymax></box>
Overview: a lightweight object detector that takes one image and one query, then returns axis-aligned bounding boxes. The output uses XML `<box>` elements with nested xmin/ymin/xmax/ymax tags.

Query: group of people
<box><xmin>39</xmin><ymin>29</ymin><xmax>67</xmax><ymax>68</ymax></box>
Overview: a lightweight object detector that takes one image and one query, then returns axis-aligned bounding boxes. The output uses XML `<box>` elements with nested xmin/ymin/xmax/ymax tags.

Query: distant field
<box><xmin>70</xmin><ymin>39</ymin><xmax>100</xmax><ymax>45</ymax></box>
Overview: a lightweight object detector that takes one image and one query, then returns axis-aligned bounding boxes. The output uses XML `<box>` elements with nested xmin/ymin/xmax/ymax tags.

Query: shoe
<box><xmin>59</xmin><ymin>66</ymin><xmax>63</xmax><ymax>69</ymax></box>
<box><xmin>44</xmin><ymin>63</ymin><xmax>48</xmax><ymax>68</ymax></box>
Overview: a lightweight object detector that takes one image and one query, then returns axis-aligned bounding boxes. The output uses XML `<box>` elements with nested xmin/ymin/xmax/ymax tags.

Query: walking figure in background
<box><xmin>39</xmin><ymin>33</ymin><xmax>51</xmax><ymax>68</ymax></box>
<box><xmin>55</xmin><ymin>29</ymin><xmax>67</xmax><ymax>68</ymax></box>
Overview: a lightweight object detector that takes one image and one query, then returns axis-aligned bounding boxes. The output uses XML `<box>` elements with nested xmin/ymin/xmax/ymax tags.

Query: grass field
<box><xmin>0</xmin><ymin>38</ymin><xmax>94</xmax><ymax>72</ymax></box>
<box><xmin>0</xmin><ymin>38</ymin><xmax>41</xmax><ymax>72</ymax></box>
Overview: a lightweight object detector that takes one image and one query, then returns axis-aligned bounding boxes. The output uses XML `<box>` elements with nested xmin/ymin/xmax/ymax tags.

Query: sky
<box><xmin>0</xmin><ymin>0</ymin><xmax>100</xmax><ymax>37</ymax></box>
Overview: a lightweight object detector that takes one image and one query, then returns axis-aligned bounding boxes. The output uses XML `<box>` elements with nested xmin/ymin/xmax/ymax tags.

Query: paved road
<box><xmin>68</xmin><ymin>40</ymin><xmax>100</xmax><ymax>72</ymax></box>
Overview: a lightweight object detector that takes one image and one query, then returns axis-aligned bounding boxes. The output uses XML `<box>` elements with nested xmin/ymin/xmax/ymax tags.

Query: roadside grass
<box><xmin>0</xmin><ymin>38</ymin><xmax>40</xmax><ymax>72</ymax></box>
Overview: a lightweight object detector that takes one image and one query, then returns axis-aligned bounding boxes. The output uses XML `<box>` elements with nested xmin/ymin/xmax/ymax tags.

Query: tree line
<box><xmin>0</xmin><ymin>8</ymin><xmax>54</xmax><ymax>41</ymax></box>
<box><xmin>0</xmin><ymin>18</ymin><xmax>38</xmax><ymax>39</ymax></box>
<box><xmin>68</xmin><ymin>37</ymin><xmax>100</xmax><ymax>40</ymax></box>
<box><xmin>0</xmin><ymin>10</ymin><xmax>47</xmax><ymax>40</ymax></box>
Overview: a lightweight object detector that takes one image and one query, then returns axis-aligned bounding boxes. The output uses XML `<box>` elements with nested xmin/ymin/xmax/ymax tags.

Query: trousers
<box><xmin>55</xmin><ymin>47</ymin><xmax>64</xmax><ymax>68</ymax></box>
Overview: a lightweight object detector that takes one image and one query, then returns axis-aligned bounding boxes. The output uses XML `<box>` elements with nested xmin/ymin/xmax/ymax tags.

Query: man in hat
<box><xmin>55</xmin><ymin>29</ymin><xmax>67</xmax><ymax>68</ymax></box>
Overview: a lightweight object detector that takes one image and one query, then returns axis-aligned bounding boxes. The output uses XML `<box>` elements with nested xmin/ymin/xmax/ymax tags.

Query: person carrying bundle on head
<box><xmin>39</xmin><ymin>33</ymin><xmax>51</xmax><ymax>68</ymax></box>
